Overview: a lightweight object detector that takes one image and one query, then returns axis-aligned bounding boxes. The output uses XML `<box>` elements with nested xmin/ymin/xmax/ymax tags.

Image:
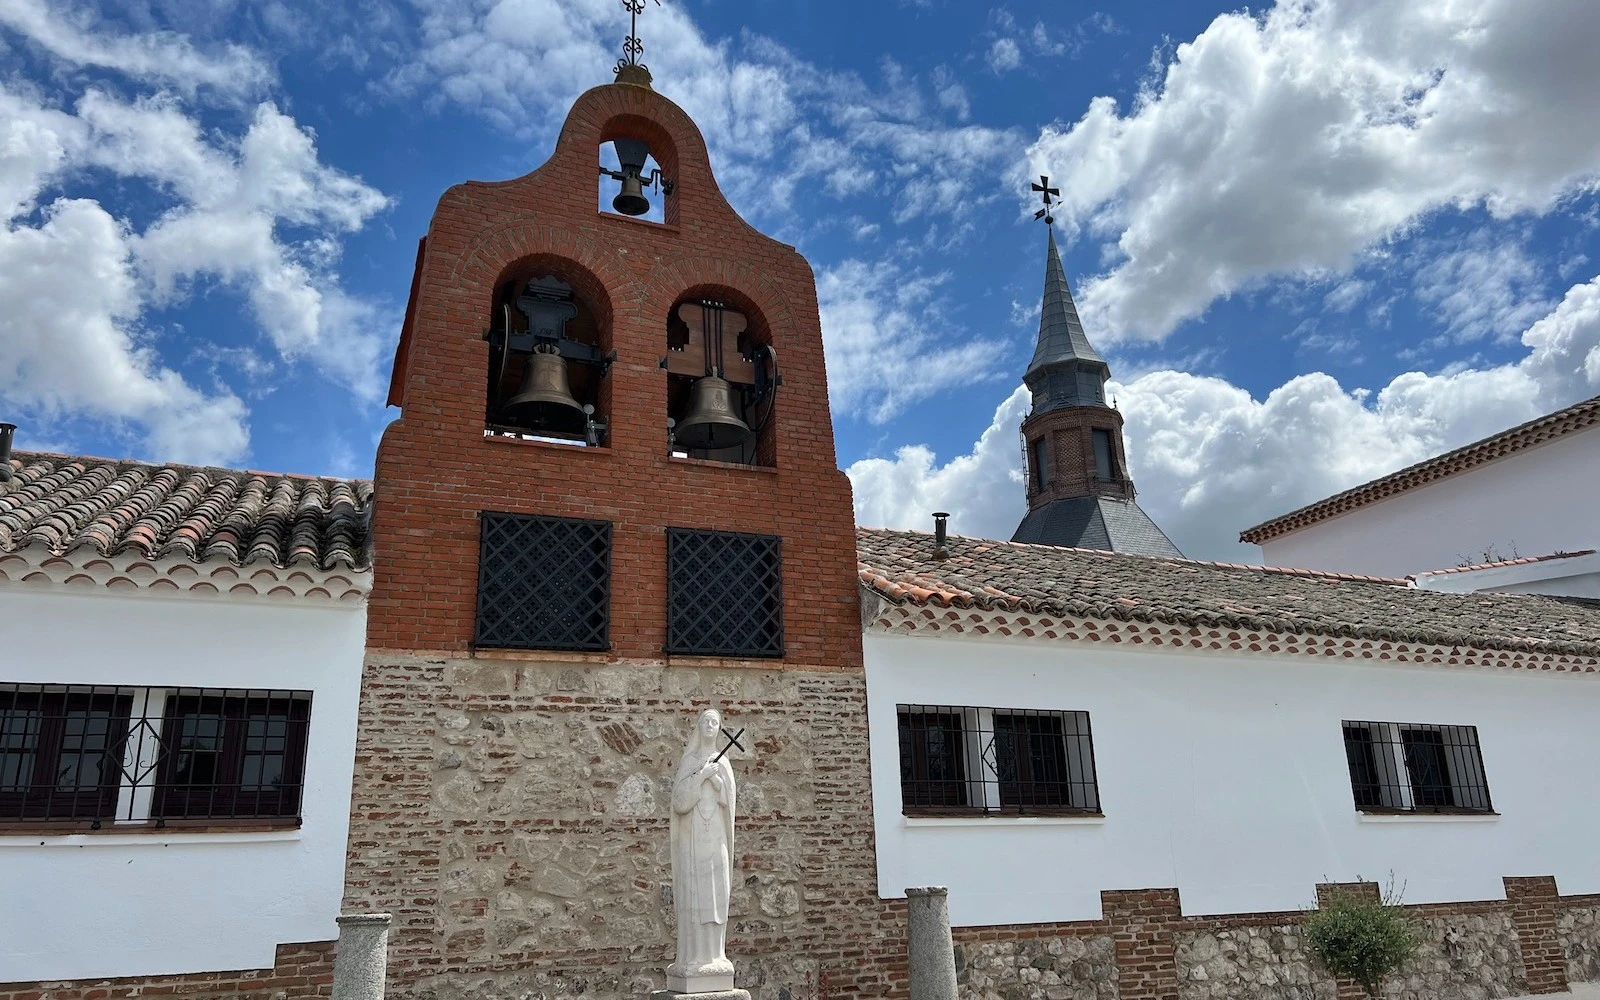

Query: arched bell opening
<box><xmin>484</xmin><ymin>255</ymin><xmax>615</xmax><ymax>446</ymax></box>
<box><xmin>662</xmin><ymin>286</ymin><xmax>779</xmax><ymax>467</ymax></box>
<box><xmin>598</xmin><ymin>115</ymin><xmax>678</xmax><ymax>225</ymax></box>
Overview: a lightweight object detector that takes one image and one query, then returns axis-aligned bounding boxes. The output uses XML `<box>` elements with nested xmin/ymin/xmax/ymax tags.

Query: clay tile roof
<box><xmin>857</xmin><ymin>527</ymin><xmax>1600</xmax><ymax>658</ymax></box>
<box><xmin>1411</xmin><ymin>550</ymin><xmax>1596</xmax><ymax>578</ymax></box>
<box><xmin>0</xmin><ymin>451</ymin><xmax>372</xmax><ymax>571</ymax></box>
<box><xmin>1240</xmin><ymin>395</ymin><xmax>1600</xmax><ymax>544</ymax></box>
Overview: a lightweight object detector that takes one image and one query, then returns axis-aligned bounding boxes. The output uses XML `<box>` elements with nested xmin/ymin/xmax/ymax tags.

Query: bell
<box><xmin>504</xmin><ymin>350</ymin><xmax>586</xmax><ymax>433</ymax></box>
<box><xmin>675</xmin><ymin>376</ymin><xmax>751</xmax><ymax>451</ymax></box>
<box><xmin>613</xmin><ymin>172</ymin><xmax>650</xmax><ymax>217</ymax></box>
<box><xmin>612</xmin><ymin>137</ymin><xmax>652</xmax><ymax>217</ymax></box>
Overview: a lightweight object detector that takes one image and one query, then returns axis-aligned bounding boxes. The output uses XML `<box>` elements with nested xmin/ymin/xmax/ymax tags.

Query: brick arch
<box><xmin>449</xmin><ymin>222</ymin><xmax>633</xmax><ymax>319</ymax></box>
<box><xmin>644</xmin><ymin>255</ymin><xmax>801</xmax><ymax>346</ymax></box>
<box><xmin>488</xmin><ymin>252</ymin><xmax>616</xmax><ymax>338</ymax></box>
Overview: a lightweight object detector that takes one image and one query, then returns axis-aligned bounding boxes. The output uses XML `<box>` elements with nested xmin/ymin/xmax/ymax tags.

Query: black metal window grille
<box><xmin>665</xmin><ymin>528</ymin><xmax>783</xmax><ymax>657</ymax></box>
<box><xmin>475</xmin><ymin>512</ymin><xmax>612</xmax><ymax>651</ymax></box>
<box><xmin>897</xmin><ymin>705</ymin><xmax>1100</xmax><ymax>816</ymax></box>
<box><xmin>0</xmin><ymin>685</ymin><xmax>311</xmax><ymax>827</ymax></box>
<box><xmin>1341</xmin><ymin>721</ymin><xmax>1492</xmax><ymax>814</ymax></box>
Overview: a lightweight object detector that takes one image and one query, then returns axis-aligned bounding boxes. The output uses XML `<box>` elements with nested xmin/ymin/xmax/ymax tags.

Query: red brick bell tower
<box><xmin>345</xmin><ymin>69</ymin><xmax>900</xmax><ymax>1000</ymax></box>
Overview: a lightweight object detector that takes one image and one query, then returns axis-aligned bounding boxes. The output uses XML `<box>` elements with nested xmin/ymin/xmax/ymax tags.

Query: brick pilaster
<box><xmin>1506</xmin><ymin>876</ymin><xmax>1569</xmax><ymax>994</ymax></box>
<box><xmin>1102</xmin><ymin>888</ymin><xmax>1183</xmax><ymax>1000</ymax></box>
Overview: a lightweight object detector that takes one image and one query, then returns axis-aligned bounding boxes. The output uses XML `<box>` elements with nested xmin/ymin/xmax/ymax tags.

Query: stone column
<box><xmin>333</xmin><ymin>913</ymin><xmax>393</xmax><ymax>1000</ymax></box>
<box><xmin>906</xmin><ymin>887</ymin><xmax>959</xmax><ymax>1000</ymax></box>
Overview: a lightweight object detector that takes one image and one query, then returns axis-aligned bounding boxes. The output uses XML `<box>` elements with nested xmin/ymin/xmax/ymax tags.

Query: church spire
<box><xmin>1011</xmin><ymin>179</ymin><xmax>1182</xmax><ymax>558</ymax></box>
<box><xmin>1023</xmin><ymin>228</ymin><xmax>1111</xmax><ymax>412</ymax></box>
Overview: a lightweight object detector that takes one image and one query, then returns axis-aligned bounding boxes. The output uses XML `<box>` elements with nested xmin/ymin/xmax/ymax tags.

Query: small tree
<box><xmin>1303</xmin><ymin>886</ymin><xmax>1419</xmax><ymax>998</ymax></box>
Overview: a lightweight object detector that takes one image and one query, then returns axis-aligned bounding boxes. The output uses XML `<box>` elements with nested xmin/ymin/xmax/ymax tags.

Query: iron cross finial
<box><xmin>1031</xmin><ymin>174</ymin><xmax>1060</xmax><ymax>226</ymax></box>
<box><xmin>617</xmin><ymin>0</ymin><xmax>663</xmax><ymax>77</ymax></box>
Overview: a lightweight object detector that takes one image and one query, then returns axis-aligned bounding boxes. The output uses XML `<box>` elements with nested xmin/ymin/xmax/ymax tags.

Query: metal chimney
<box><xmin>932</xmin><ymin>512</ymin><xmax>949</xmax><ymax>561</ymax></box>
<box><xmin>0</xmin><ymin>423</ymin><xmax>14</xmax><ymax>483</ymax></box>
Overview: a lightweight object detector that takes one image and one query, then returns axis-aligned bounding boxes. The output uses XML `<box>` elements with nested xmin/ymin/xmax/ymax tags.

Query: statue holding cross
<box><xmin>665</xmin><ymin>708</ymin><xmax>746</xmax><ymax>995</ymax></box>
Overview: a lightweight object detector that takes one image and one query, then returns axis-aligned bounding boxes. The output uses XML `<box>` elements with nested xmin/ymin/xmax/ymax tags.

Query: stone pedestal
<box><xmin>332</xmin><ymin>913</ymin><xmax>392</xmax><ymax>1000</ymax></box>
<box><xmin>907</xmin><ymin>886</ymin><xmax>959</xmax><ymax>1000</ymax></box>
<box><xmin>650</xmin><ymin>990</ymin><xmax>751</xmax><ymax>1000</ymax></box>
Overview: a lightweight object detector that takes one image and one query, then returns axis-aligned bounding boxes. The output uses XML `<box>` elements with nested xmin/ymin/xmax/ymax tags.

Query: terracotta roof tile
<box><xmin>0</xmin><ymin>451</ymin><xmax>372</xmax><ymax>571</ymax></box>
<box><xmin>1240</xmin><ymin>395</ymin><xmax>1600</xmax><ymax>544</ymax></box>
<box><xmin>1412</xmin><ymin>550</ymin><xmax>1596</xmax><ymax>578</ymax></box>
<box><xmin>857</xmin><ymin>527</ymin><xmax>1600</xmax><ymax>659</ymax></box>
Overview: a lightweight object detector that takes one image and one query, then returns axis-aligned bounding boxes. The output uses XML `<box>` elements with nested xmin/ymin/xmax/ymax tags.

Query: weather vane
<box><xmin>1031</xmin><ymin>174</ymin><xmax>1060</xmax><ymax>226</ymax></box>
<box><xmin>616</xmin><ymin>0</ymin><xmax>662</xmax><ymax>80</ymax></box>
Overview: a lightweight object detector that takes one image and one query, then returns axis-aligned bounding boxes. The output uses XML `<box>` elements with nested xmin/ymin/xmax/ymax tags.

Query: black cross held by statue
<box><xmin>710</xmin><ymin>726</ymin><xmax>746</xmax><ymax>764</ymax></box>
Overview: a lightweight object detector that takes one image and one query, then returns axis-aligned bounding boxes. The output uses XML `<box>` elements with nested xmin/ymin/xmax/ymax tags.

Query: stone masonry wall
<box><xmin>342</xmin><ymin>654</ymin><xmax>906</xmax><ymax>1000</ymax></box>
<box><xmin>1176</xmin><ymin>908</ymin><xmax>1527</xmax><ymax>1000</ymax></box>
<box><xmin>1560</xmin><ymin>901</ymin><xmax>1600</xmax><ymax>983</ymax></box>
<box><xmin>953</xmin><ymin>930</ymin><xmax>1118</xmax><ymax>1000</ymax></box>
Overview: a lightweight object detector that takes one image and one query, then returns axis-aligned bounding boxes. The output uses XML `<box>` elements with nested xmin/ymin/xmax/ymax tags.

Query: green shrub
<box><xmin>1302</xmin><ymin>891</ymin><xmax>1419</xmax><ymax>997</ymax></box>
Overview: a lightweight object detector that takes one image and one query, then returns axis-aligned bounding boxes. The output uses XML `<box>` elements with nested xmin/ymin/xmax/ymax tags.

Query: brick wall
<box><xmin>0</xmin><ymin>942</ymin><xmax>334</xmax><ymax>1000</ymax></box>
<box><xmin>342</xmin><ymin>656</ymin><xmax>905</xmax><ymax>1000</ymax></box>
<box><xmin>366</xmin><ymin>79</ymin><xmax>860</xmax><ymax>668</ymax></box>
<box><xmin>1022</xmin><ymin>405</ymin><xmax>1134</xmax><ymax>508</ymax></box>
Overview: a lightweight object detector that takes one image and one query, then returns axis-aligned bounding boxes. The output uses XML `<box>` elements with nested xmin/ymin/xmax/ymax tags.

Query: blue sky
<box><xmin>4</xmin><ymin>0</ymin><xmax>1600</xmax><ymax>561</ymax></box>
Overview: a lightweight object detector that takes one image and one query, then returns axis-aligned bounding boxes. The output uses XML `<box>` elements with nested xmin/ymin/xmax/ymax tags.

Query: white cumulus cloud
<box><xmin>1026</xmin><ymin>0</ymin><xmax>1600</xmax><ymax>342</ymax></box>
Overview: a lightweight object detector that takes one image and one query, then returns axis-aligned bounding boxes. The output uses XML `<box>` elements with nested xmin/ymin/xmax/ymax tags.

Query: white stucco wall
<box><xmin>0</xmin><ymin>586</ymin><xmax>365</xmax><ymax>983</ymax></box>
<box><xmin>866</xmin><ymin>631</ymin><xmax>1600</xmax><ymax>928</ymax></box>
<box><xmin>1257</xmin><ymin>428</ymin><xmax>1600</xmax><ymax>578</ymax></box>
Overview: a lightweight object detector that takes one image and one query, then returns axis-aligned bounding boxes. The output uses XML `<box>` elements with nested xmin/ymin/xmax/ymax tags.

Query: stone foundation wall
<box><xmin>1561</xmin><ymin>902</ymin><xmax>1600</xmax><ymax>983</ymax></box>
<box><xmin>953</xmin><ymin>931</ymin><xmax>1118</xmax><ymax>1000</ymax></box>
<box><xmin>343</xmin><ymin>654</ymin><xmax>906</xmax><ymax>1000</ymax></box>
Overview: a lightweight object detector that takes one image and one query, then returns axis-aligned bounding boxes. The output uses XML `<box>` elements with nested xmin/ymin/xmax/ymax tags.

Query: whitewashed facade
<box><xmin>1248</xmin><ymin>413</ymin><xmax>1600</xmax><ymax>580</ymax></box>
<box><xmin>0</xmin><ymin>556</ymin><xmax>368</xmax><ymax>982</ymax></box>
<box><xmin>0</xmin><ymin>451</ymin><xmax>371</xmax><ymax>987</ymax></box>
<box><xmin>864</xmin><ymin>628</ymin><xmax>1600</xmax><ymax>929</ymax></box>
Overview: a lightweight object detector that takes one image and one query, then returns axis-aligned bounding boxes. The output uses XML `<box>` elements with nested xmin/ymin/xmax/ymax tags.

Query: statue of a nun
<box><xmin>667</xmin><ymin>708</ymin><xmax>737</xmax><ymax>993</ymax></box>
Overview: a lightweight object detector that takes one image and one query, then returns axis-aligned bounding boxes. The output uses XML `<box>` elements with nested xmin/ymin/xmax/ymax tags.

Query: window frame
<box><xmin>0</xmin><ymin>690</ymin><xmax>130</xmax><ymax>821</ymax></box>
<box><xmin>664</xmin><ymin>527</ymin><xmax>785</xmax><ymax>658</ymax></box>
<box><xmin>1340</xmin><ymin>720</ymin><xmax>1494</xmax><ymax>815</ymax></box>
<box><xmin>474</xmin><ymin>511</ymin><xmax>613</xmax><ymax>652</ymax></box>
<box><xmin>1092</xmin><ymin>428</ymin><xmax>1116</xmax><ymax>482</ymax></box>
<box><xmin>0</xmin><ymin>684</ymin><xmax>313</xmax><ymax>829</ymax></box>
<box><xmin>1031</xmin><ymin>436</ymin><xmax>1051</xmax><ymax>489</ymax></box>
<box><xmin>895</xmin><ymin>704</ymin><xmax>1101</xmax><ymax>817</ymax></box>
<box><xmin>152</xmin><ymin>692</ymin><xmax>311</xmax><ymax>821</ymax></box>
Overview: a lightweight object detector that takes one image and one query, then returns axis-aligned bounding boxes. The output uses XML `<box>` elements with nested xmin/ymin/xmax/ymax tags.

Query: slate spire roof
<box><xmin>0</xmin><ymin>451</ymin><xmax>372</xmax><ymax>570</ymax></box>
<box><xmin>1023</xmin><ymin>228</ymin><xmax>1109</xmax><ymax>412</ymax></box>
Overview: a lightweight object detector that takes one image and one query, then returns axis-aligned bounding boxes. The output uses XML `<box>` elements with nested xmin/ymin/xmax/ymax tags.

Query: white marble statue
<box><xmin>667</xmin><ymin>708</ymin><xmax>737</xmax><ymax>993</ymax></box>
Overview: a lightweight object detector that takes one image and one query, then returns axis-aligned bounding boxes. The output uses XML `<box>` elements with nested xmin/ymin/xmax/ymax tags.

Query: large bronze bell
<box><xmin>613</xmin><ymin>172</ymin><xmax>650</xmax><ymax>217</ymax></box>
<box><xmin>504</xmin><ymin>350</ymin><xmax>586</xmax><ymax>433</ymax></box>
<box><xmin>676</xmin><ymin>375</ymin><xmax>751</xmax><ymax>451</ymax></box>
<box><xmin>612</xmin><ymin>138</ymin><xmax>652</xmax><ymax>216</ymax></box>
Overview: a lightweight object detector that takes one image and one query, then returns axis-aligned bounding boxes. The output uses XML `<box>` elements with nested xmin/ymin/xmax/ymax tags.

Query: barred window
<box><xmin>475</xmin><ymin>512</ymin><xmax>612</xmax><ymax>651</ymax></box>
<box><xmin>897</xmin><ymin>705</ymin><xmax>1100</xmax><ymax>815</ymax></box>
<box><xmin>0</xmin><ymin>685</ymin><xmax>311</xmax><ymax>827</ymax></box>
<box><xmin>666</xmin><ymin>528</ymin><xmax>783</xmax><ymax>657</ymax></box>
<box><xmin>1341</xmin><ymin>721</ymin><xmax>1493</xmax><ymax>814</ymax></box>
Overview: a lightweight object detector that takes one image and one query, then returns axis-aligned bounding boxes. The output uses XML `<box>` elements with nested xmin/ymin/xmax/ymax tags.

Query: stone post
<box><xmin>906</xmin><ymin>887</ymin><xmax>959</xmax><ymax>1000</ymax></box>
<box><xmin>333</xmin><ymin>913</ymin><xmax>393</xmax><ymax>1000</ymax></box>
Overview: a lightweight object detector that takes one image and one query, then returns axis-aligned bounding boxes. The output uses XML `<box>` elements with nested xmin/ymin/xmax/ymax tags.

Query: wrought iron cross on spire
<box><xmin>617</xmin><ymin>0</ymin><xmax>662</xmax><ymax>79</ymax></box>
<box><xmin>1032</xmin><ymin>174</ymin><xmax>1060</xmax><ymax>226</ymax></box>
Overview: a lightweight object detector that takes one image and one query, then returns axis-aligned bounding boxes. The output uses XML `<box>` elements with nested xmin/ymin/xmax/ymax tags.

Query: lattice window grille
<box><xmin>666</xmin><ymin>528</ymin><xmax>784</xmax><ymax>657</ymax></box>
<box><xmin>475</xmin><ymin>512</ymin><xmax>612</xmax><ymax>651</ymax></box>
